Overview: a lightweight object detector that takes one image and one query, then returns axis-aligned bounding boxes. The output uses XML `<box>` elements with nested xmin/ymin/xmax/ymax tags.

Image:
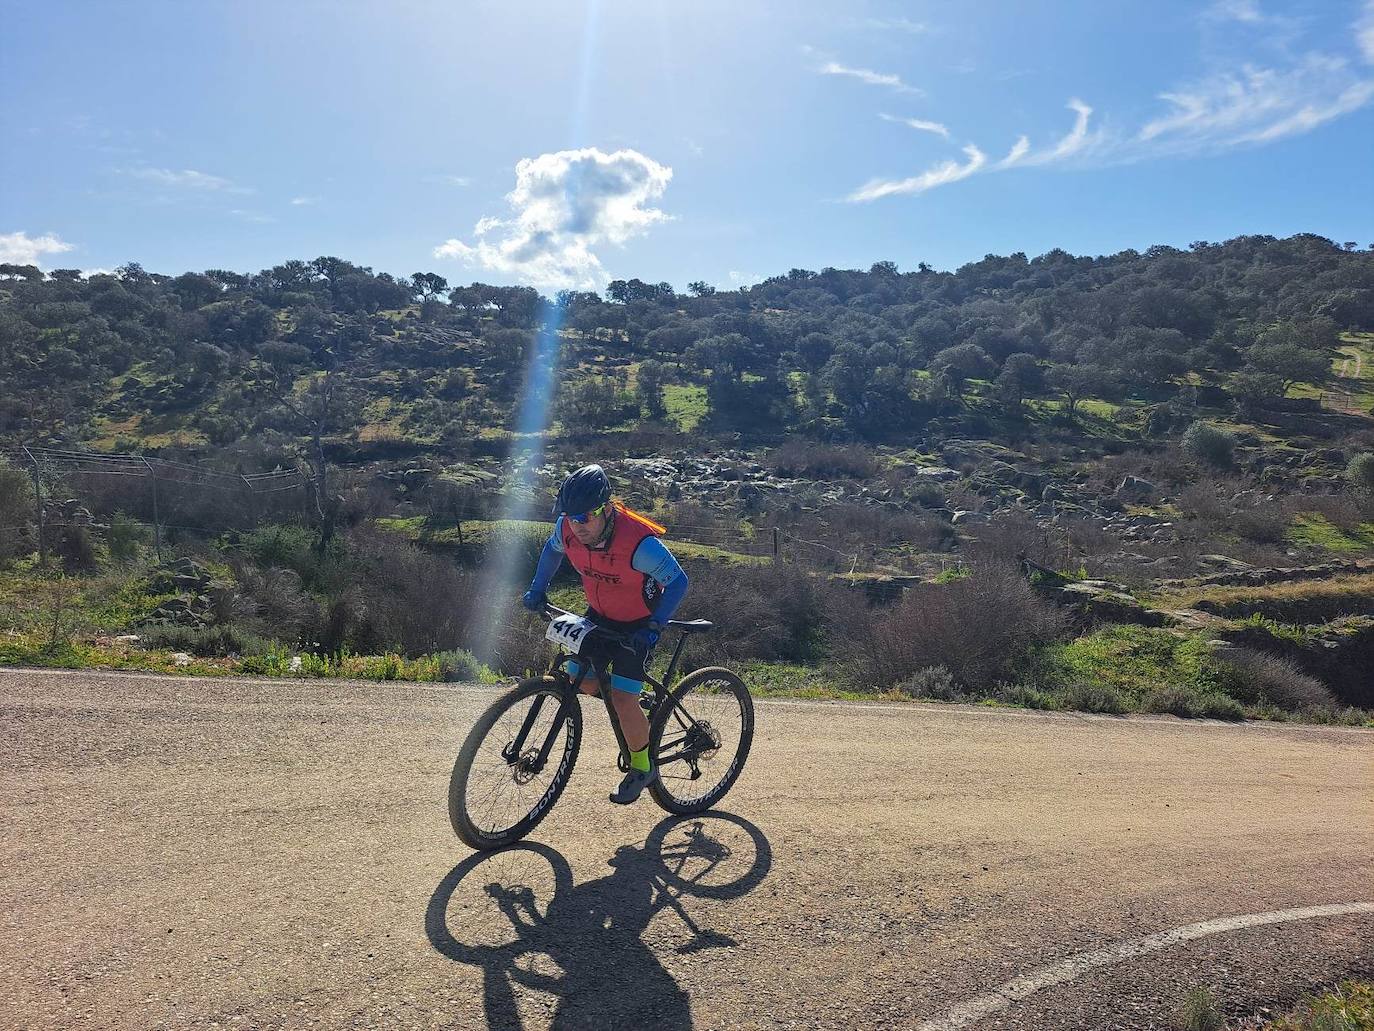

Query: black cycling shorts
<box><xmin>567</xmin><ymin>608</ymin><xmax>651</xmax><ymax>687</ymax></box>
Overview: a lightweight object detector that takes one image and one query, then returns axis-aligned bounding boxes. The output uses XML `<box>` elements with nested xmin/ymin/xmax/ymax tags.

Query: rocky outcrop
<box><xmin>1156</xmin><ymin>559</ymin><xmax>1369</xmax><ymax>591</ymax></box>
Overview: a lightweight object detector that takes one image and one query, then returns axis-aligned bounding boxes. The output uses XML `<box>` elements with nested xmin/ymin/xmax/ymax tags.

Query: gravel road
<box><xmin>2</xmin><ymin>667</ymin><xmax>1371</xmax><ymax>1031</ymax></box>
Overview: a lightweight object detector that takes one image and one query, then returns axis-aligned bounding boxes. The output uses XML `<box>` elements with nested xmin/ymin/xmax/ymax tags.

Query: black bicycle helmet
<box><xmin>553</xmin><ymin>464</ymin><xmax>612</xmax><ymax>516</ymax></box>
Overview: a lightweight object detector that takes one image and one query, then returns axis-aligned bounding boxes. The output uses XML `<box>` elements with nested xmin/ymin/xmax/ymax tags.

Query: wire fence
<box><xmin>2</xmin><ymin>445</ymin><xmax>310</xmax><ymax>564</ymax></box>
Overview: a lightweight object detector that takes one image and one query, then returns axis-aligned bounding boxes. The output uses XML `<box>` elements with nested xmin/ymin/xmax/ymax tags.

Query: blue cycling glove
<box><xmin>631</xmin><ymin>626</ymin><xmax>660</xmax><ymax>653</ymax></box>
<box><xmin>522</xmin><ymin>589</ymin><xmax>547</xmax><ymax>613</ymax></box>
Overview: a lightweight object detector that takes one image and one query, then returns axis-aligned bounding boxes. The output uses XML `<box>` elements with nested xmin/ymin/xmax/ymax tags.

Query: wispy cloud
<box><xmin>435</xmin><ymin>147</ymin><xmax>672</xmax><ymax>291</ymax></box>
<box><xmin>1137</xmin><ymin>54</ymin><xmax>1373</xmax><ymax>150</ymax></box>
<box><xmin>850</xmin><ymin>98</ymin><xmax>1093</xmax><ymax>201</ymax></box>
<box><xmin>1022</xmin><ymin>98</ymin><xmax>1097</xmax><ymax>164</ymax></box>
<box><xmin>847</xmin><ymin>144</ymin><xmax>986</xmax><ymax>202</ymax></box>
<box><xmin>125</xmin><ymin>166</ymin><xmax>250</xmax><ymax>193</ymax></box>
<box><xmin>425</xmin><ymin>174</ymin><xmax>472</xmax><ymax>187</ymax></box>
<box><xmin>229</xmin><ymin>209</ymin><xmax>275</xmax><ymax>224</ymax></box>
<box><xmin>999</xmin><ymin>135</ymin><xmax>1031</xmax><ymax>167</ymax></box>
<box><xmin>857</xmin><ymin>16</ymin><xmax>928</xmax><ymax>35</ymax></box>
<box><xmin>819</xmin><ymin>61</ymin><xmax>922</xmax><ymax>95</ymax></box>
<box><xmin>0</xmin><ymin>231</ymin><xmax>75</xmax><ymax>267</ymax></box>
<box><xmin>1205</xmin><ymin>0</ymin><xmax>1268</xmax><ymax>24</ymax></box>
<box><xmin>847</xmin><ymin>2</ymin><xmax>1374</xmax><ymax>201</ymax></box>
<box><xmin>289</xmin><ymin>195</ymin><xmax>322</xmax><ymax>206</ymax></box>
<box><xmin>879</xmin><ymin>113</ymin><xmax>950</xmax><ymax>138</ymax></box>
<box><xmin>1355</xmin><ymin>0</ymin><xmax>1374</xmax><ymax>63</ymax></box>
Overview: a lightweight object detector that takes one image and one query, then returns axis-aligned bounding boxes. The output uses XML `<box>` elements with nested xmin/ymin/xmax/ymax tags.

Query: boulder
<box><xmin>1052</xmin><ymin>581</ymin><xmax>1169</xmax><ymax>627</ymax></box>
<box><xmin>1115</xmin><ymin>475</ymin><xmax>1156</xmax><ymax>501</ymax></box>
<box><xmin>913</xmin><ymin>466</ymin><xmax>959</xmax><ymax>482</ymax></box>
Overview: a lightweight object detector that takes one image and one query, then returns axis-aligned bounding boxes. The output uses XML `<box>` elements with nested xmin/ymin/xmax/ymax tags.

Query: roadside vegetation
<box><xmin>1170</xmin><ymin>980</ymin><xmax>1374</xmax><ymax>1030</ymax></box>
<box><xmin>2</xmin><ymin>236</ymin><xmax>1373</xmax><ymax>720</ymax></box>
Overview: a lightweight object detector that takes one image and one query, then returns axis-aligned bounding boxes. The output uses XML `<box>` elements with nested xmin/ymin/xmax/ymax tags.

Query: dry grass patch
<box><xmin>1153</xmin><ymin>572</ymin><xmax>1374</xmax><ymax>622</ymax></box>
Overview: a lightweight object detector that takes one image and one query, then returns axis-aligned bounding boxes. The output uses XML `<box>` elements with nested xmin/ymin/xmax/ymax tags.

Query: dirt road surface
<box><xmin>3</xmin><ymin>668</ymin><xmax>1371</xmax><ymax>1030</ymax></box>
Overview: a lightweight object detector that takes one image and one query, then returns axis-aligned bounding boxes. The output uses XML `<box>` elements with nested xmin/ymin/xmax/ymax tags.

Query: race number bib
<box><xmin>546</xmin><ymin>613</ymin><xmax>596</xmax><ymax>654</ymax></box>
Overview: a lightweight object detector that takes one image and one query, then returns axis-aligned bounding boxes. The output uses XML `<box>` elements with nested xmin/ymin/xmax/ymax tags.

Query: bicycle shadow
<box><xmin>425</xmin><ymin>812</ymin><xmax>772</xmax><ymax>1030</ymax></box>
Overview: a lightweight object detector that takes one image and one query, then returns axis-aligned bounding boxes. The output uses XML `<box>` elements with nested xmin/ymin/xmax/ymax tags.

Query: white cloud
<box><xmin>999</xmin><ymin>135</ymin><xmax>1031</xmax><ymax>167</ymax></box>
<box><xmin>426</xmin><ymin>174</ymin><xmax>472</xmax><ymax>187</ymax></box>
<box><xmin>849</xmin><ymin>0</ymin><xmax>1374</xmax><ymax>202</ymax></box>
<box><xmin>81</xmin><ymin>267</ymin><xmax>114</xmax><ymax>278</ymax></box>
<box><xmin>434</xmin><ymin>147</ymin><xmax>672</xmax><ymax>291</ymax></box>
<box><xmin>850</xmin><ymin>98</ymin><xmax>1094</xmax><ymax>201</ymax></box>
<box><xmin>1206</xmin><ymin>0</ymin><xmax>1265</xmax><ymax>23</ymax></box>
<box><xmin>126</xmin><ymin>166</ymin><xmax>249</xmax><ymax>193</ymax></box>
<box><xmin>819</xmin><ymin>61</ymin><xmax>922</xmax><ymax>95</ymax></box>
<box><xmin>879</xmin><ymin>113</ymin><xmax>950</xmax><ymax>138</ymax></box>
<box><xmin>858</xmin><ymin>17</ymin><xmax>928</xmax><ymax>34</ymax></box>
<box><xmin>1355</xmin><ymin>0</ymin><xmax>1374</xmax><ymax>63</ymax></box>
<box><xmin>847</xmin><ymin>144</ymin><xmax>986</xmax><ymax>202</ymax></box>
<box><xmin>1021</xmin><ymin>98</ymin><xmax>1097</xmax><ymax>164</ymax></box>
<box><xmin>229</xmin><ymin>209</ymin><xmax>275</xmax><ymax>224</ymax></box>
<box><xmin>728</xmin><ymin>269</ymin><xmax>762</xmax><ymax>287</ymax></box>
<box><xmin>1138</xmin><ymin>54</ymin><xmax>1373</xmax><ymax>150</ymax></box>
<box><xmin>290</xmin><ymin>195</ymin><xmax>322</xmax><ymax>206</ymax></box>
<box><xmin>0</xmin><ymin>231</ymin><xmax>75</xmax><ymax>267</ymax></box>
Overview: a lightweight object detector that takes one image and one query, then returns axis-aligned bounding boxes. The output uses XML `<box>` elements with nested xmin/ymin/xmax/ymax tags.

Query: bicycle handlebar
<box><xmin>540</xmin><ymin>602</ymin><xmax>634</xmax><ymax>646</ymax></box>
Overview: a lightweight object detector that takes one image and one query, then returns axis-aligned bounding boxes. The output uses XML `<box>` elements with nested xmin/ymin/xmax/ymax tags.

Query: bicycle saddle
<box><xmin>667</xmin><ymin>619</ymin><xmax>715</xmax><ymax>633</ymax></box>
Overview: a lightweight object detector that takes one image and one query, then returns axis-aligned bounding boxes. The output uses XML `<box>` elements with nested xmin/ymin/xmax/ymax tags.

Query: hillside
<box><xmin>2</xmin><ymin>235</ymin><xmax>1373</xmax><ymax>721</ymax></box>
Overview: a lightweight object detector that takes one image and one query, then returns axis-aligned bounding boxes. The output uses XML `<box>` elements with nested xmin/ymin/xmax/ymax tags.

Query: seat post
<box><xmin>663</xmin><ymin>632</ymin><xmax>689</xmax><ymax>687</ymax></box>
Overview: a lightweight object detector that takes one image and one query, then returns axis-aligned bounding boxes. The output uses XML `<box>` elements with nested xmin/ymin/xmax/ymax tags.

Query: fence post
<box><xmin>141</xmin><ymin>456</ymin><xmax>163</xmax><ymax>563</ymax></box>
<box><xmin>772</xmin><ymin>527</ymin><xmax>779</xmax><ymax>562</ymax></box>
<box><xmin>23</xmin><ymin>446</ymin><xmax>45</xmax><ymax>564</ymax></box>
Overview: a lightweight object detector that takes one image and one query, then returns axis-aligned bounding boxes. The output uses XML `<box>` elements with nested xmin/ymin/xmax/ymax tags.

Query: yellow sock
<box><xmin>630</xmin><ymin>746</ymin><xmax>651</xmax><ymax>772</ymax></box>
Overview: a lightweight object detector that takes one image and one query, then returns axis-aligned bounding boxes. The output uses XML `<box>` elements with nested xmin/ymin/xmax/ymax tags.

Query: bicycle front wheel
<box><xmin>648</xmin><ymin>666</ymin><xmax>754</xmax><ymax>815</ymax></box>
<box><xmin>448</xmin><ymin>676</ymin><xmax>582</xmax><ymax>850</ymax></box>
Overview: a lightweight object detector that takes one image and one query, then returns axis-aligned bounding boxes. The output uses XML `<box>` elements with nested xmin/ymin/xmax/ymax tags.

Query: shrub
<box><xmin>433</xmin><ymin>648</ymin><xmax>490</xmax><ymax>682</ymax></box>
<box><xmin>894</xmin><ymin>666</ymin><xmax>961</xmax><ymax>700</ymax></box>
<box><xmin>1057</xmin><ymin>681</ymin><xmax>1130</xmax><ymax>714</ymax></box>
<box><xmin>1231</xmin><ymin>505</ymin><xmax>1288</xmax><ymax>544</ymax></box>
<box><xmin>0</xmin><ymin>461</ymin><xmax>34</xmax><ymax>561</ymax></box>
<box><xmin>53</xmin><ymin>525</ymin><xmax>100</xmax><ymax>573</ymax></box>
<box><xmin>769</xmin><ymin>441</ymin><xmax>877</xmax><ymax>479</ymax></box>
<box><xmin>1180</xmin><ymin>421</ymin><xmax>1235</xmax><ymax>469</ymax></box>
<box><xmin>338</xmin><ymin>527</ymin><xmax>480</xmax><ymax>656</ymax></box>
<box><xmin>139</xmin><ymin>623</ymin><xmax>274</xmax><ymax>657</ymax></box>
<box><xmin>677</xmin><ymin>560</ymin><xmax>842</xmax><ymax>665</ymax></box>
<box><xmin>841</xmin><ymin>561</ymin><xmax>1068</xmax><ymax>693</ymax></box>
<box><xmin>240</xmin><ymin>524</ymin><xmax>344</xmax><ymax>588</ymax></box>
<box><xmin>232</xmin><ymin>564</ymin><xmax>317</xmax><ymax>645</ymax></box>
<box><xmin>1346</xmin><ymin>452</ymin><xmax>1374</xmax><ymax>497</ymax></box>
<box><xmin>1143</xmin><ymin>685</ymin><xmax>1244</xmax><ymax>720</ymax></box>
<box><xmin>1214</xmin><ymin>646</ymin><xmax>1334</xmax><ymax>711</ymax></box>
<box><xmin>107</xmin><ymin>512</ymin><xmax>151</xmax><ymax>563</ymax></box>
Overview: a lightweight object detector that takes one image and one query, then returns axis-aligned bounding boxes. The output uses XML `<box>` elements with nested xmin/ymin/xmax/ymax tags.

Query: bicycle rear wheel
<box><xmin>449</xmin><ymin>676</ymin><xmax>582</xmax><ymax>850</ymax></box>
<box><xmin>648</xmin><ymin>667</ymin><xmax>754</xmax><ymax>816</ymax></box>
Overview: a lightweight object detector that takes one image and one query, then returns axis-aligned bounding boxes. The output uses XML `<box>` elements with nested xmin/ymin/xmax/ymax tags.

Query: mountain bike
<box><xmin>448</xmin><ymin>604</ymin><xmax>755</xmax><ymax>851</ymax></box>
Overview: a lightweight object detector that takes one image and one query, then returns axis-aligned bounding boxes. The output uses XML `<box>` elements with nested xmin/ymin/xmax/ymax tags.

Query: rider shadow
<box><xmin>425</xmin><ymin>812</ymin><xmax>772</xmax><ymax>1031</ymax></box>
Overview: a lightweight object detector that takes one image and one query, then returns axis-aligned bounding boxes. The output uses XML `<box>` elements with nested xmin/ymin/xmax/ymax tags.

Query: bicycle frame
<box><xmin>501</xmin><ymin>623</ymin><xmax>699</xmax><ymax>778</ymax></box>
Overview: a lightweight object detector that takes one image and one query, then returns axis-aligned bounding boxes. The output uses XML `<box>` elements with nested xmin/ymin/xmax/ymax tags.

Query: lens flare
<box><xmin>472</xmin><ymin>301</ymin><xmax>565</xmax><ymax>666</ymax></box>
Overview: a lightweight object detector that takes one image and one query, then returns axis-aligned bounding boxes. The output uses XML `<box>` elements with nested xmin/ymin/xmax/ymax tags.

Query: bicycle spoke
<box><xmin>652</xmin><ymin>672</ymin><xmax>751</xmax><ymax>812</ymax></box>
<box><xmin>462</xmin><ymin>690</ymin><xmax>571</xmax><ymax>836</ymax></box>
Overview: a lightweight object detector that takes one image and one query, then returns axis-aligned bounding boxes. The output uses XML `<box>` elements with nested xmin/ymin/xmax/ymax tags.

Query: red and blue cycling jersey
<box><xmin>528</xmin><ymin>503</ymin><xmax>688</xmax><ymax>625</ymax></box>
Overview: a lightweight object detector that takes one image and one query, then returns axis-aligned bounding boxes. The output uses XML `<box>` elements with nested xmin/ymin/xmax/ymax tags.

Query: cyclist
<box><xmin>522</xmin><ymin>464</ymin><xmax>689</xmax><ymax>805</ymax></box>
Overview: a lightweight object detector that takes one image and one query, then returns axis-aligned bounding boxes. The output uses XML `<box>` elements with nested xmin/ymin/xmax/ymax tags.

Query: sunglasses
<box><xmin>568</xmin><ymin>503</ymin><xmax>608</xmax><ymax>524</ymax></box>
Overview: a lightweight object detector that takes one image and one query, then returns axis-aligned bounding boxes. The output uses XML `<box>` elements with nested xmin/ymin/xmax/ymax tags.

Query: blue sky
<box><xmin>3</xmin><ymin>0</ymin><xmax>1373</xmax><ymax>291</ymax></box>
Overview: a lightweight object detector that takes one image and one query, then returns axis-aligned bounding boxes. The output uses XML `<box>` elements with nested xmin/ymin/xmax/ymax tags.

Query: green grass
<box><xmin>1286</xmin><ymin>512</ymin><xmax>1374</xmax><ymax>553</ymax></box>
<box><xmin>1036</xmin><ymin>624</ymin><xmax>1236</xmax><ymax>702</ymax></box>
<box><xmin>1263</xmin><ymin>980</ymin><xmax>1374</xmax><ymax>1030</ymax></box>
<box><xmin>662</xmin><ymin>383</ymin><xmax>707</xmax><ymax>432</ymax></box>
